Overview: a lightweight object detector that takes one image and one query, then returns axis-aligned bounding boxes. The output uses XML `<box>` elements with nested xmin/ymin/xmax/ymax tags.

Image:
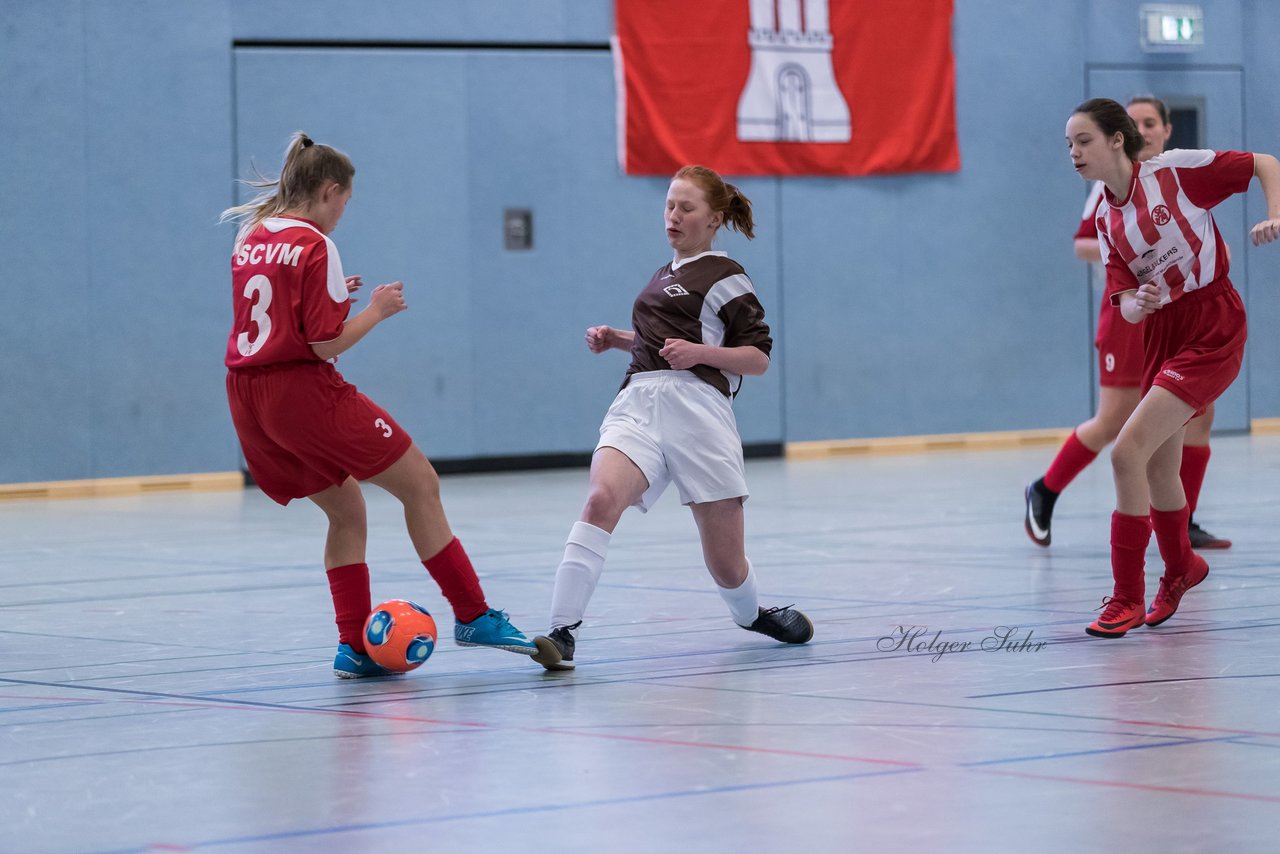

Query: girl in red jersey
<box><xmin>529</xmin><ymin>166</ymin><xmax>813</xmax><ymax>671</ymax></box>
<box><xmin>221</xmin><ymin>132</ymin><xmax>538</xmax><ymax>676</ymax></box>
<box><xmin>1027</xmin><ymin>96</ymin><xmax>1230</xmax><ymax>550</ymax></box>
<box><xmin>1064</xmin><ymin>99</ymin><xmax>1280</xmax><ymax>637</ymax></box>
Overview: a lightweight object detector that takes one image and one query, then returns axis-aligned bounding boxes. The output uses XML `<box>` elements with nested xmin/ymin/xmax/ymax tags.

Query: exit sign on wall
<box><xmin>1140</xmin><ymin>4</ymin><xmax>1204</xmax><ymax>52</ymax></box>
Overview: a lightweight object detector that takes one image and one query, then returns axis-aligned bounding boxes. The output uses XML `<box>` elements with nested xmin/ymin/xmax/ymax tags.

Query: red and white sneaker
<box><xmin>1085</xmin><ymin>596</ymin><xmax>1146</xmax><ymax>638</ymax></box>
<box><xmin>1146</xmin><ymin>554</ymin><xmax>1210</xmax><ymax>627</ymax></box>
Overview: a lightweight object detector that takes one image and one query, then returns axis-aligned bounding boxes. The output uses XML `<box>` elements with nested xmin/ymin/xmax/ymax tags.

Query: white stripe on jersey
<box><xmin>1099</xmin><ymin>149</ymin><xmax>1229</xmax><ymax>304</ymax></box>
<box><xmin>672</xmin><ymin>248</ymin><xmax>729</xmax><ymax>270</ymax></box>
<box><xmin>1146</xmin><ymin>149</ymin><xmax>1215</xmax><ymax>170</ymax></box>
<box><xmin>264</xmin><ymin>217</ymin><xmax>349</xmax><ymax>304</ymax></box>
<box><xmin>699</xmin><ymin>272</ymin><xmax>756</xmax><ymax>394</ymax></box>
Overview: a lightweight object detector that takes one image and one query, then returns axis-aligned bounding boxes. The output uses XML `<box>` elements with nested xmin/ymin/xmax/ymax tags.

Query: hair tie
<box><xmin>301</xmin><ymin>136</ymin><xmax>314</xmax><ymax>148</ymax></box>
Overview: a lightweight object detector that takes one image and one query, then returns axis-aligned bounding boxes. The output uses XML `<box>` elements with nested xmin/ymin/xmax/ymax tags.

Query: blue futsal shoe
<box><xmin>454</xmin><ymin>608</ymin><xmax>538</xmax><ymax>655</ymax></box>
<box><xmin>333</xmin><ymin>643</ymin><xmax>400</xmax><ymax>679</ymax></box>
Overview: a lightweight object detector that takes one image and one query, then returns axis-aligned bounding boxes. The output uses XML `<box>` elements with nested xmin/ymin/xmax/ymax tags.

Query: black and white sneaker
<box><xmin>743</xmin><ymin>606</ymin><xmax>814</xmax><ymax>644</ymax></box>
<box><xmin>1187</xmin><ymin>519</ymin><xmax>1232</xmax><ymax>550</ymax></box>
<box><xmin>532</xmin><ymin>622</ymin><xmax>579</xmax><ymax>671</ymax></box>
<box><xmin>1024</xmin><ymin>479</ymin><xmax>1057</xmax><ymax>547</ymax></box>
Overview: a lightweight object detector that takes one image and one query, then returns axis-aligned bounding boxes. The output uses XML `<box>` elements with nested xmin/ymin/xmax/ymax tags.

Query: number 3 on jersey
<box><xmin>375</xmin><ymin>418</ymin><xmax>393</xmax><ymax>438</ymax></box>
<box><xmin>236</xmin><ymin>274</ymin><xmax>273</xmax><ymax>357</ymax></box>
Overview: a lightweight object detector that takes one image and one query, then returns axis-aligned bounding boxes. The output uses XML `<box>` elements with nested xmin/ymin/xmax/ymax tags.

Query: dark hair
<box><xmin>673</xmin><ymin>165</ymin><xmax>755</xmax><ymax>240</ymax></box>
<box><xmin>1072</xmin><ymin>98</ymin><xmax>1143</xmax><ymax>159</ymax></box>
<box><xmin>220</xmin><ymin>131</ymin><xmax>356</xmax><ymax>242</ymax></box>
<box><xmin>1127</xmin><ymin>94</ymin><xmax>1170</xmax><ymax>127</ymax></box>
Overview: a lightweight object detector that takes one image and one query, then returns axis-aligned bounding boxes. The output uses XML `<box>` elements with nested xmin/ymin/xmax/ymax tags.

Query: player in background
<box><xmin>221</xmin><ymin>132</ymin><xmax>538</xmax><ymax>676</ymax></box>
<box><xmin>1026</xmin><ymin>96</ymin><xmax>1230</xmax><ymax>551</ymax></box>
<box><xmin>1063</xmin><ymin>99</ymin><xmax>1280</xmax><ymax>637</ymax></box>
<box><xmin>530</xmin><ymin>165</ymin><xmax>813</xmax><ymax>671</ymax></box>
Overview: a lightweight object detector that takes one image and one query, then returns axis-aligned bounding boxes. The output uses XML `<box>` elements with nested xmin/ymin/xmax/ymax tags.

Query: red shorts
<box><xmin>1095</xmin><ymin>295</ymin><xmax>1145</xmax><ymax>387</ymax></box>
<box><xmin>1142</xmin><ymin>277</ymin><xmax>1247</xmax><ymax>417</ymax></box>
<box><xmin>226</xmin><ymin>361</ymin><xmax>413</xmax><ymax>505</ymax></box>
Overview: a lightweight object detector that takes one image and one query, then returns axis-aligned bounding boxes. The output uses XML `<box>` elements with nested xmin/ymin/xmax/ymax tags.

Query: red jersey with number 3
<box><xmin>1097</xmin><ymin>150</ymin><xmax>1254</xmax><ymax>307</ymax></box>
<box><xmin>225</xmin><ymin>217</ymin><xmax>350</xmax><ymax>369</ymax></box>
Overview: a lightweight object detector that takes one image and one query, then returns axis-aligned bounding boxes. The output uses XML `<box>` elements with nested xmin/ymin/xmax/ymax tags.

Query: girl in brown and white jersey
<box><xmin>529</xmin><ymin>165</ymin><xmax>814</xmax><ymax>672</ymax></box>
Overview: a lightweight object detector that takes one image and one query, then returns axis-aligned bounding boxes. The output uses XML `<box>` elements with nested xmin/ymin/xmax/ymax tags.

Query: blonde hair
<box><xmin>220</xmin><ymin>131</ymin><xmax>355</xmax><ymax>243</ymax></box>
<box><xmin>673</xmin><ymin>165</ymin><xmax>755</xmax><ymax>240</ymax></box>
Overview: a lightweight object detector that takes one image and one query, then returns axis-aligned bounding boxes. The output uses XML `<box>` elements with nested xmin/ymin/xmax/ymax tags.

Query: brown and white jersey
<box><xmin>624</xmin><ymin>250</ymin><xmax>772</xmax><ymax>397</ymax></box>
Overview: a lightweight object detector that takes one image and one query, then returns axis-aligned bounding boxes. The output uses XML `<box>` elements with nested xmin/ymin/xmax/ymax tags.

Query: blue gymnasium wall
<box><xmin>2</xmin><ymin>0</ymin><xmax>1278</xmax><ymax>482</ymax></box>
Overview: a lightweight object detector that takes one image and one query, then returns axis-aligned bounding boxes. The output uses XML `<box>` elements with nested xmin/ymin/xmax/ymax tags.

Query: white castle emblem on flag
<box><xmin>737</xmin><ymin>0</ymin><xmax>851</xmax><ymax>143</ymax></box>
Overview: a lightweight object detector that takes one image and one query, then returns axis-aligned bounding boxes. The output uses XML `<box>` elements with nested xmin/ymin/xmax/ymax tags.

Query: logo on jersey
<box><xmin>664</xmin><ymin>283</ymin><xmax>690</xmax><ymax>297</ymax></box>
<box><xmin>1162</xmin><ymin>369</ymin><xmax>1184</xmax><ymax>382</ymax></box>
<box><xmin>235</xmin><ymin>241</ymin><xmax>303</xmax><ymax>267</ymax></box>
<box><xmin>1136</xmin><ymin>245</ymin><xmax>1178</xmax><ymax>279</ymax></box>
<box><xmin>1151</xmin><ymin>205</ymin><xmax>1172</xmax><ymax>226</ymax></box>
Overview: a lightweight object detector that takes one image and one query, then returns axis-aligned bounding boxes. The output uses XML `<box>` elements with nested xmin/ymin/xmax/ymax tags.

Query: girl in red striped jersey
<box><xmin>1027</xmin><ymin>96</ymin><xmax>1231</xmax><ymax>551</ymax></box>
<box><xmin>1064</xmin><ymin>99</ymin><xmax>1280</xmax><ymax>637</ymax></box>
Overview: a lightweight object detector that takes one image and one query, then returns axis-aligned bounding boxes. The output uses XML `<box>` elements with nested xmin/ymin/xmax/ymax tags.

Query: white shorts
<box><xmin>596</xmin><ymin>370</ymin><xmax>748</xmax><ymax>513</ymax></box>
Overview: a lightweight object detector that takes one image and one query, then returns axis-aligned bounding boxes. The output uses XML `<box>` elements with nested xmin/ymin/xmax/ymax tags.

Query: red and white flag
<box><xmin>614</xmin><ymin>0</ymin><xmax>959</xmax><ymax>176</ymax></box>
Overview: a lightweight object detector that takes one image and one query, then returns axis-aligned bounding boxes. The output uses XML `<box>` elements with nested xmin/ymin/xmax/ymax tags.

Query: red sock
<box><xmin>1180</xmin><ymin>444</ymin><xmax>1211</xmax><ymax>516</ymax></box>
<box><xmin>326</xmin><ymin>563</ymin><xmax>371</xmax><ymax>653</ymax></box>
<box><xmin>423</xmin><ymin>537</ymin><xmax>488</xmax><ymax>624</ymax></box>
<box><xmin>1151</xmin><ymin>504</ymin><xmax>1193</xmax><ymax>577</ymax></box>
<box><xmin>1110</xmin><ymin>512</ymin><xmax>1151</xmax><ymax>603</ymax></box>
<box><xmin>1043</xmin><ymin>431</ymin><xmax>1099</xmax><ymax>493</ymax></box>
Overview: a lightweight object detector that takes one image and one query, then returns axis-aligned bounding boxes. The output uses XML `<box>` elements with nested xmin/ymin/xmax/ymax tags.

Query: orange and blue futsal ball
<box><xmin>363</xmin><ymin>599</ymin><xmax>438</xmax><ymax>672</ymax></box>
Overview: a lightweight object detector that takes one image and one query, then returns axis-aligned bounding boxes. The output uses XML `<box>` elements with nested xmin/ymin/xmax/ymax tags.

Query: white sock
<box><xmin>549</xmin><ymin>521</ymin><xmax>611</xmax><ymax>630</ymax></box>
<box><xmin>717</xmin><ymin>560</ymin><xmax>760</xmax><ymax>627</ymax></box>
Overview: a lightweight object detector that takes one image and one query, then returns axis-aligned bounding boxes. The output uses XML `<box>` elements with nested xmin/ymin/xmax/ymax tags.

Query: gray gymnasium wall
<box><xmin>2</xmin><ymin>0</ymin><xmax>1276</xmax><ymax>482</ymax></box>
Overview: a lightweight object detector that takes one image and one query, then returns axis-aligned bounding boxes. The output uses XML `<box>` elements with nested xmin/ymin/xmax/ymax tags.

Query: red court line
<box><xmin>531</xmin><ymin>728</ymin><xmax>922</xmax><ymax>767</ymax></box>
<box><xmin>974</xmin><ymin>768</ymin><xmax>1280</xmax><ymax>804</ymax></box>
<box><xmin>1115</xmin><ymin>718</ymin><xmax>1280</xmax><ymax>738</ymax></box>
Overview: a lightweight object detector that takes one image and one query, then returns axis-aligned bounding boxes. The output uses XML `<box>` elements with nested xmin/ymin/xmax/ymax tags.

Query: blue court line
<box><xmin>4</xmin><ymin>617</ymin><xmax>1274</xmax><ymax>719</ymax></box>
<box><xmin>969</xmin><ymin>672</ymin><xmax>1280</xmax><ymax>698</ymax></box>
<box><xmin>958</xmin><ymin>735</ymin><xmax>1243</xmax><ymax>767</ymax></box>
<box><xmin>85</xmin><ymin>765</ymin><xmax>924</xmax><ymax>854</ymax></box>
<box><xmin>616</xmin><ymin>678</ymin><xmax>1280</xmax><ymax>740</ymax></box>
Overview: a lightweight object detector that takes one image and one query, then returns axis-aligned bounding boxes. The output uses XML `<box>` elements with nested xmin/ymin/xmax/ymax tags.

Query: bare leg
<box><xmin>309</xmin><ymin>478</ymin><xmax>374</xmax><ymax>663</ymax></box>
<box><xmin>689</xmin><ymin>497</ymin><xmax>748</xmax><ymax>589</ymax></box>
<box><xmin>1111</xmin><ymin>387</ymin><xmax>1196</xmax><ymax>515</ymax></box>
<box><xmin>579</xmin><ymin>446</ymin><xmax>650</xmax><ymax>532</ymax></box>
<box><xmin>1184</xmin><ymin>401</ymin><xmax>1214</xmax><ymax>447</ymax></box>
<box><xmin>308</xmin><ymin>477</ymin><xmax>368</xmax><ymax>569</ymax></box>
<box><xmin>1148</xmin><ymin>427</ymin><xmax>1189</xmax><ymax>512</ymax></box>
<box><xmin>537</xmin><ymin>447</ymin><xmax>650</xmax><ymax>667</ymax></box>
<box><xmin>1077</xmin><ymin>386</ymin><xmax>1142</xmax><ymax>452</ymax></box>
<box><xmin>366</xmin><ymin>443</ymin><xmax>453</xmax><ymax>560</ymax></box>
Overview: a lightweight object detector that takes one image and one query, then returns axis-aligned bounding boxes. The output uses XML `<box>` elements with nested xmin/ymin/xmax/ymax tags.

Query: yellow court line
<box><xmin>0</xmin><ymin>471</ymin><xmax>245</xmax><ymax>501</ymax></box>
<box><xmin>785</xmin><ymin>427</ymin><xmax>1074</xmax><ymax>459</ymax></box>
<box><xmin>1250</xmin><ymin>417</ymin><xmax>1280</xmax><ymax>435</ymax></box>
<box><xmin>7</xmin><ymin>420</ymin><xmax>1280</xmax><ymax>497</ymax></box>
<box><xmin>788</xmin><ymin>418</ymin><xmax>1280</xmax><ymax>460</ymax></box>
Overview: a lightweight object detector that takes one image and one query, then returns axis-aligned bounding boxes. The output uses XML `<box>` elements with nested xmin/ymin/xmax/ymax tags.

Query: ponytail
<box><xmin>721</xmin><ymin>183</ymin><xmax>755</xmax><ymax>240</ymax></box>
<box><xmin>220</xmin><ymin>131</ymin><xmax>355</xmax><ymax>244</ymax></box>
